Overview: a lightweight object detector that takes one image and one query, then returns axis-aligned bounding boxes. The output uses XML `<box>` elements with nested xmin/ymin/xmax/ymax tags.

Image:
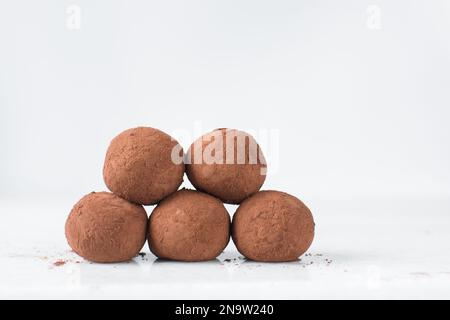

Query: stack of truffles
<box><xmin>65</xmin><ymin>127</ymin><xmax>315</xmax><ymax>263</ymax></box>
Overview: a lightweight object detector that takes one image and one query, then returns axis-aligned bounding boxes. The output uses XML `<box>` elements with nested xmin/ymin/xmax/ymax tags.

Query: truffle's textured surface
<box><xmin>103</xmin><ymin>127</ymin><xmax>184</xmax><ymax>205</ymax></box>
<box><xmin>185</xmin><ymin>128</ymin><xmax>266</xmax><ymax>204</ymax></box>
<box><xmin>232</xmin><ymin>190</ymin><xmax>315</xmax><ymax>262</ymax></box>
<box><xmin>65</xmin><ymin>192</ymin><xmax>148</xmax><ymax>263</ymax></box>
<box><xmin>148</xmin><ymin>189</ymin><xmax>230</xmax><ymax>261</ymax></box>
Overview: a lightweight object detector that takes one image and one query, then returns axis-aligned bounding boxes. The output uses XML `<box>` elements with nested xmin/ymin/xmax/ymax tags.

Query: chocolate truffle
<box><xmin>148</xmin><ymin>189</ymin><xmax>230</xmax><ymax>261</ymax></box>
<box><xmin>232</xmin><ymin>190</ymin><xmax>315</xmax><ymax>262</ymax></box>
<box><xmin>185</xmin><ymin>128</ymin><xmax>266</xmax><ymax>204</ymax></box>
<box><xmin>103</xmin><ymin>127</ymin><xmax>184</xmax><ymax>205</ymax></box>
<box><xmin>65</xmin><ymin>192</ymin><xmax>148</xmax><ymax>263</ymax></box>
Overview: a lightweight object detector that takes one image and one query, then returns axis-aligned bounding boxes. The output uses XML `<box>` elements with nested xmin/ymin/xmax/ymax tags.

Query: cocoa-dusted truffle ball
<box><xmin>103</xmin><ymin>127</ymin><xmax>184</xmax><ymax>205</ymax></box>
<box><xmin>65</xmin><ymin>192</ymin><xmax>148</xmax><ymax>263</ymax></box>
<box><xmin>185</xmin><ymin>128</ymin><xmax>266</xmax><ymax>204</ymax></box>
<box><xmin>148</xmin><ymin>189</ymin><xmax>230</xmax><ymax>261</ymax></box>
<box><xmin>232</xmin><ymin>190</ymin><xmax>315</xmax><ymax>262</ymax></box>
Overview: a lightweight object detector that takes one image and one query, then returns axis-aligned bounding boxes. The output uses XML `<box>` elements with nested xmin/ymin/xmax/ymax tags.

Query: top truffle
<box><xmin>185</xmin><ymin>128</ymin><xmax>267</xmax><ymax>204</ymax></box>
<box><xmin>103</xmin><ymin>127</ymin><xmax>184</xmax><ymax>205</ymax></box>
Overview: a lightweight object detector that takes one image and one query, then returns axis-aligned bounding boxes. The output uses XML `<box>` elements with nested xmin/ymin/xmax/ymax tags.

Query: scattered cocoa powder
<box><xmin>53</xmin><ymin>260</ymin><xmax>66</xmax><ymax>267</ymax></box>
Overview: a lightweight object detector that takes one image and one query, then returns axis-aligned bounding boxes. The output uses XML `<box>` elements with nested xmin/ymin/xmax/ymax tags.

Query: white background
<box><xmin>1</xmin><ymin>0</ymin><xmax>450</xmax><ymax>299</ymax></box>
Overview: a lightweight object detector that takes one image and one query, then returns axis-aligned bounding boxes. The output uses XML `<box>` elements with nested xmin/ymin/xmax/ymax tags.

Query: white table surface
<box><xmin>1</xmin><ymin>195</ymin><xmax>449</xmax><ymax>299</ymax></box>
